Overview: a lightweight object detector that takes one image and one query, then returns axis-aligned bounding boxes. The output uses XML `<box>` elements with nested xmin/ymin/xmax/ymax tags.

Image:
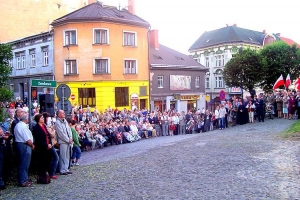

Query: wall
<box><xmin>0</xmin><ymin>0</ymin><xmax>87</xmax><ymax>42</ymax></box>
<box><xmin>53</xmin><ymin>22</ymin><xmax>149</xmax><ymax>82</ymax></box>
<box><xmin>150</xmin><ymin>68</ymin><xmax>205</xmax><ymax>96</ymax></box>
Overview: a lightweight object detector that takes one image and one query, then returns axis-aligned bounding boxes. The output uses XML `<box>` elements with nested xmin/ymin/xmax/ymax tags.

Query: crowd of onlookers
<box><xmin>0</xmin><ymin>89</ymin><xmax>299</xmax><ymax>189</ymax></box>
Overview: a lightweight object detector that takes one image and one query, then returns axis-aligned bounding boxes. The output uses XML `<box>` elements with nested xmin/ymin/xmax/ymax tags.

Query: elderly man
<box><xmin>55</xmin><ymin>110</ymin><xmax>73</xmax><ymax>175</ymax></box>
<box><xmin>14</xmin><ymin>114</ymin><xmax>34</xmax><ymax>187</ymax></box>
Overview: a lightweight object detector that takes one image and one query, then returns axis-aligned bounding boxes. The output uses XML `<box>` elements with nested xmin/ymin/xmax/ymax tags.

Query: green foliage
<box><xmin>0</xmin><ymin>87</ymin><xmax>13</xmax><ymax>103</ymax></box>
<box><xmin>0</xmin><ymin>43</ymin><xmax>13</xmax><ymax>87</ymax></box>
<box><xmin>223</xmin><ymin>48</ymin><xmax>262</xmax><ymax>92</ymax></box>
<box><xmin>259</xmin><ymin>41</ymin><xmax>300</xmax><ymax>92</ymax></box>
<box><xmin>0</xmin><ymin>43</ymin><xmax>13</xmax><ymax>122</ymax></box>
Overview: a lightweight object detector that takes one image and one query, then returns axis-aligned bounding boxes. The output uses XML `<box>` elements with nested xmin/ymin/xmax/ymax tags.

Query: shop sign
<box><xmin>180</xmin><ymin>95</ymin><xmax>200</xmax><ymax>100</ymax></box>
<box><xmin>31</xmin><ymin>79</ymin><xmax>56</xmax><ymax>88</ymax></box>
<box><xmin>229</xmin><ymin>87</ymin><xmax>242</xmax><ymax>94</ymax></box>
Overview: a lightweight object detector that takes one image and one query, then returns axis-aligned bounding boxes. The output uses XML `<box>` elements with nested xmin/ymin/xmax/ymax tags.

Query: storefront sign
<box><xmin>229</xmin><ymin>87</ymin><xmax>242</xmax><ymax>94</ymax></box>
<box><xmin>31</xmin><ymin>79</ymin><xmax>57</xmax><ymax>88</ymax></box>
<box><xmin>180</xmin><ymin>95</ymin><xmax>200</xmax><ymax>100</ymax></box>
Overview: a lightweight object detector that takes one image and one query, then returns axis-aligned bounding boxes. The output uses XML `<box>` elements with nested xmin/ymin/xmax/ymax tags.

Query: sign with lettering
<box><xmin>180</xmin><ymin>95</ymin><xmax>200</xmax><ymax>100</ymax></box>
<box><xmin>229</xmin><ymin>87</ymin><xmax>242</xmax><ymax>94</ymax></box>
<box><xmin>31</xmin><ymin>79</ymin><xmax>57</xmax><ymax>88</ymax></box>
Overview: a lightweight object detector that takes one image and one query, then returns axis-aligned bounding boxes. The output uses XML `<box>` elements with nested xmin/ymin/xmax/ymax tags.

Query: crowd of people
<box><xmin>0</xmin><ymin>88</ymin><xmax>299</xmax><ymax>189</ymax></box>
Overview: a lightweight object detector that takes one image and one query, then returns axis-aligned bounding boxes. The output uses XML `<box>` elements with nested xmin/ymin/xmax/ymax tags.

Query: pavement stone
<box><xmin>1</xmin><ymin>118</ymin><xmax>300</xmax><ymax>200</ymax></box>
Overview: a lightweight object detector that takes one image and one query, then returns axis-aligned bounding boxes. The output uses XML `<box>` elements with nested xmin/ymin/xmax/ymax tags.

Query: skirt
<box><xmin>283</xmin><ymin>108</ymin><xmax>288</xmax><ymax>114</ymax></box>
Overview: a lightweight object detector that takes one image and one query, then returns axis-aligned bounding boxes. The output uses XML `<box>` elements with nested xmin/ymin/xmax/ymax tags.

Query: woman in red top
<box><xmin>32</xmin><ymin>114</ymin><xmax>55</xmax><ymax>179</ymax></box>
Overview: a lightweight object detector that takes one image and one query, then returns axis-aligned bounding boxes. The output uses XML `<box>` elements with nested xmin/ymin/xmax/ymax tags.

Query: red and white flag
<box><xmin>273</xmin><ymin>74</ymin><xmax>285</xmax><ymax>90</ymax></box>
<box><xmin>294</xmin><ymin>77</ymin><xmax>300</xmax><ymax>86</ymax></box>
<box><xmin>285</xmin><ymin>74</ymin><xmax>291</xmax><ymax>88</ymax></box>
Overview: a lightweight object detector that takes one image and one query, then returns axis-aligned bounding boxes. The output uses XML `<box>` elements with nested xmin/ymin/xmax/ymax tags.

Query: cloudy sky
<box><xmin>102</xmin><ymin>0</ymin><xmax>300</xmax><ymax>54</ymax></box>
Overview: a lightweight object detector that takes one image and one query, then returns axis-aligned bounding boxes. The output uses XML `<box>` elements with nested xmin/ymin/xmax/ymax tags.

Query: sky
<box><xmin>101</xmin><ymin>0</ymin><xmax>300</xmax><ymax>54</ymax></box>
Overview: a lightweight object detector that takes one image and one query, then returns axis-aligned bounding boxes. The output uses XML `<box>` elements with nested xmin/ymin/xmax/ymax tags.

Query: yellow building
<box><xmin>51</xmin><ymin>1</ymin><xmax>150</xmax><ymax>111</ymax></box>
<box><xmin>0</xmin><ymin>0</ymin><xmax>88</xmax><ymax>43</ymax></box>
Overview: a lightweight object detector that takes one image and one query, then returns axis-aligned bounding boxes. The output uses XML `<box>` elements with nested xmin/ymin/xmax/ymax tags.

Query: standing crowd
<box><xmin>0</xmin><ymin>88</ymin><xmax>299</xmax><ymax>189</ymax></box>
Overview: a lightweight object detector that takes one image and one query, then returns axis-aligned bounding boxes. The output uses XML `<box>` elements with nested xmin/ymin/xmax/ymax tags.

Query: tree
<box><xmin>223</xmin><ymin>48</ymin><xmax>262</xmax><ymax>92</ymax></box>
<box><xmin>259</xmin><ymin>41</ymin><xmax>300</xmax><ymax>92</ymax></box>
<box><xmin>0</xmin><ymin>43</ymin><xmax>13</xmax><ymax>121</ymax></box>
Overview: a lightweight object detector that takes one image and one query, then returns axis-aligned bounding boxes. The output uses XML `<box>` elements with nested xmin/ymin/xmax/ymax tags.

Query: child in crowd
<box><xmin>169</xmin><ymin>121</ymin><xmax>176</xmax><ymax>136</ymax></box>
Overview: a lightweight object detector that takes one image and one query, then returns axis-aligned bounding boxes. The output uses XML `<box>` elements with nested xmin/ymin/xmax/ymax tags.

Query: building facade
<box><xmin>149</xmin><ymin>30</ymin><xmax>206</xmax><ymax>113</ymax></box>
<box><xmin>51</xmin><ymin>1</ymin><xmax>150</xmax><ymax>111</ymax></box>
<box><xmin>8</xmin><ymin>31</ymin><xmax>55</xmax><ymax>102</ymax></box>
<box><xmin>0</xmin><ymin>0</ymin><xmax>88</xmax><ymax>43</ymax></box>
<box><xmin>189</xmin><ymin>25</ymin><xmax>278</xmax><ymax>109</ymax></box>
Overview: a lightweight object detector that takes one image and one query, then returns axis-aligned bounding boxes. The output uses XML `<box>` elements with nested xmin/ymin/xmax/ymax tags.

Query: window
<box><xmin>158</xmin><ymin>76</ymin><xmax>164</xmax><ymax>88</ymax></box>
<box><xmin>43</xmin><ymin>51</ymin><xmax>48</xmax><ymax>66</ymax></box>
<box><xmin>21</xmin><ymin>56</ymin><xmax>26</xmax><ymax>69</ymax></box>
<box><xmin>30</xmin><ymin>54</ymin><xmax>35</xmax><ymax>67</ymax></box>
<box><xmin>64</xmin><ymin>30</ymin><xmax>77</xmax><ymax>45</ymax></box>
<box><xmin>16</xmin><ymin>56</ymin><xmax>21</xmax><ymax>69</ymax></box>
<box><xmin>124</xmin><ymin>60</ymin><xmax>137</xmax><ymax>74</ymax></box>
<box><xmin>123</xmin><ymin>31</ymin><xmax>137</xmax><ymax>46</ymax></box>
<box><xmin>65</xmin><ymin>60</ymin><xmax>77</xmax><ymax>75</ymax></box>
<box><xmin>115</xmin><ymin>87</ymin><xmax>129</xmax><ymax>107</ymax></box>
<box><xmin>215</xmin><ymin>55</ymin><xmax>225</xmax><ymax>67</ymax></box>
<box><xmin>206</xmin><ymin>77</ymin><xmax>210</xmax><ymax>88</ymax></box>
<box><xmin>215</xmin><ymin>77</ymin><xmax>224</xmax><ymax>88</ymax></box>
<box><xmin>195</xmin><ymin>76</ymin><xmax>200</xmax><ymax>88</ymax></box>
<box><xmin>78</xmin><ymin>88</ymin><xmax>96</xmax><ymax>107</ymax></box>
<box><xmin>205</xmin><ymin>57</ymin><xmax>209</xmax><ymax>68</ymax></box>
<box><xmin>94</xmin><ymin>59</ymin><xmax>109</xmax><ymax>74</ymax></box>
<box><xmin>94</xmin><ymin>29</ymin><xmax>108</xmax><ymax>44</ymax></box>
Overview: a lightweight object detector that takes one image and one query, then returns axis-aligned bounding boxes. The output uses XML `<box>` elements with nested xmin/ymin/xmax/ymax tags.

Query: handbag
<box><xmin>36</xmin><ymin>172</ymin><xmax>51</xmax><ymax>184</ymax></box>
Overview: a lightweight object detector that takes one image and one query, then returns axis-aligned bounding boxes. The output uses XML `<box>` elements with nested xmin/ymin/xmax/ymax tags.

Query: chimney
<box><xmin>128</xmin><ymin>0</ymin><xmax>135</xmax><ymax>15</ymax></box>
<box><xmin>150</xmin><ymin>29</ymin><xmax>159</xmax><ymax>50</ymax></box>
<box><xmin>88</xmin><ymin>0</ymin><xmax>97</xmax><ymax>4</ymax></box>
<box><xmin>263</xmin><ymin>30</ymin><xmax>266</xmax><ymax>34</ymax></box>
<box><xmin>233</xmin><ymin>24</ymin><xmax>237</xmax><ymax>27</ymax></box>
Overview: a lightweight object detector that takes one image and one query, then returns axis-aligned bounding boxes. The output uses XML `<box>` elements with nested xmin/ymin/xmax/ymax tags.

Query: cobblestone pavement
<box><xmin>1</xmin><ymin>118</ymin><xmax>300</xmax><ymax>200</ymax></box>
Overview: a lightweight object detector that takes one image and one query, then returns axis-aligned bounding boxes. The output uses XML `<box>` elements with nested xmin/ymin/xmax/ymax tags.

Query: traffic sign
<box><xmin>70</xmin><ymin>94</ymin><xmax>75</xmax><ymax>101</ymax></box>
<box><xmin>220</xmin><ymin>90</ymin><xmax>226</xmax><ymax>100</ymax></box>
<box><xmin>205</xmin><ymin>94</ymin><xmax>210</xmax><ymax>102</ymax></box>
<box><xmin>56</xmin><ymin>84</ymin><xmax>71</xmax><ymax>99</ymax></box>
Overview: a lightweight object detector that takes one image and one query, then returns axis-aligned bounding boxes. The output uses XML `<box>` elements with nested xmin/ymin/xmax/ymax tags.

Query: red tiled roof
<box><xmin>279</xmin><ymin>36</ymin><xmax>300</xmax><ymax>48</ymax></box>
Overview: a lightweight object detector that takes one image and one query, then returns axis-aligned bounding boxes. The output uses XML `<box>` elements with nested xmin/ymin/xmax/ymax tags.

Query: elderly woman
<box><xmin>32</xmin><ymin>114</ymin><xmax>57</xmax><ymax>180</ymax></box>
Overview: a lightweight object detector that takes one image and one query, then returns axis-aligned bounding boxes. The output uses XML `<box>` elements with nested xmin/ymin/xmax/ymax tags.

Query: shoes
<box><xmin>67</xmin><ymin>171</ymin><xmax>73</xmax><ymax>174</ymax></box>
<box><xmin>60</xmin><ymin>172</ymin><xmax>68</xmax><ymax>175</ymax></box>
<box><xmin>75</xmin><ymin>162</ymin><xmax>79</xmax><ymax>166</ymax></box>
<box><xmin>20</xmin><ymin>181</ymin><xmax>32</xmax><ymax>187</ymax></box>
<box><xmin>27</xmin><ymin>178</ymin><xmax>33</xmax><ymax>184</ymax></box>
<box><xmin>50</xmin><ymin>175</ymin><xmax>58</xmax><ymax>179</ymax></box>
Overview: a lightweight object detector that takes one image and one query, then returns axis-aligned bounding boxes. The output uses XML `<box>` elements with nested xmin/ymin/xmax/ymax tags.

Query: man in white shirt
<box><xmin>14</xmin><ymin>114</ymin><xmax>34</xmax><ymax>187</ymax></box>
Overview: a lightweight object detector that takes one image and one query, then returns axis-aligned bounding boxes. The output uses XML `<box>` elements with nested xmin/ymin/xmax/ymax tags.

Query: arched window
<box><xmin>214</xmin><ymin>69</ymin><xmax>224</xmax><ymax>88</ymax></box>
